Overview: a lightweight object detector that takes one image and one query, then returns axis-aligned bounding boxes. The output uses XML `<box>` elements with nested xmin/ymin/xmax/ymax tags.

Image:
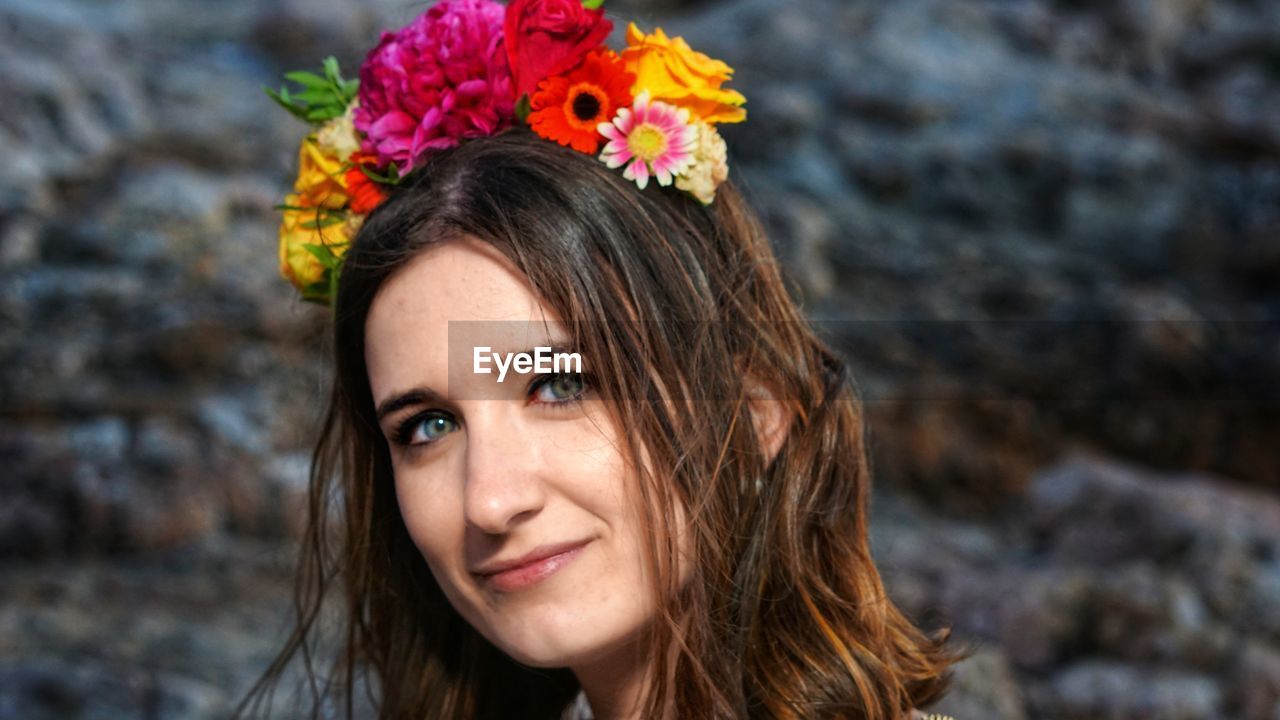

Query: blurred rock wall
<box><xmin>694</xmin><ymin>0</ymin><xmax>1280</xmax><ymax>502</ymax></box>
<box><xmin>0</xmin><ymin>0</ymin><xmax>1277</xmax><ymax>717</ymax></box>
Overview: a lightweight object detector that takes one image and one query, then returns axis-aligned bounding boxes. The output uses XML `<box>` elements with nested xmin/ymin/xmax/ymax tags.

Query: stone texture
<box><xmin>1032</xmin><ymin>661</ymin><xmax>1223</xmax><ymax>720</ymax></box>
<box><xmin>2</xmin><ymin>0</ymin><xmax>1278</xmax><ymax>716</ymax></box>
<box><xmin>929</xmin><ymin>647</ymin><xmax>1027</xmax><ymax>720</ymax></box>
<box><xmin>875</xmin><ymin>451</ymin><xmax>1280</xmax><ymax>718</ymax></box>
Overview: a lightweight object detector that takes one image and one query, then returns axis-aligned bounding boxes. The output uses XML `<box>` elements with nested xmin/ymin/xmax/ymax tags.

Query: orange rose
<box><xmin>620</xmin><ymin>23</ymin><xmax>746</xmax><ymax>125</ymax></box>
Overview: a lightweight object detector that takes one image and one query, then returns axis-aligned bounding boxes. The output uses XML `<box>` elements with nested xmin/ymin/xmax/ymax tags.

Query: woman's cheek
<box><xmin>395</xmin><ymin>467</ymin><xmax>461</xmax><ymax>566</ymax></box>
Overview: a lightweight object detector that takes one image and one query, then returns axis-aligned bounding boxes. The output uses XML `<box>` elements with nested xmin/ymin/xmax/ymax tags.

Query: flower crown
<box><xmin>271</xmin><ymin>0</ymin><xmax>746</xmax><ymax>304</ymax></box>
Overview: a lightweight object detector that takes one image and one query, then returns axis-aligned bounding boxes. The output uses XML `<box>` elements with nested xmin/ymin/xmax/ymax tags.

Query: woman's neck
<box><xmin>572</xmin><ymin>609</ymin><xmax>690</xmax><ymax>718</ymax></box>
<box><xmin>571</xmin><ymin>638</ymin><xmax>650</xmax><ymax>720</ymax></box>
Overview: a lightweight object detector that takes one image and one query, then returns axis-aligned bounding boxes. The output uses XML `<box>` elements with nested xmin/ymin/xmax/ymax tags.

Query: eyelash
<box><xmin>527</xmin><ymin>371</ymin><xmax>591</xmax><ymax>409</ymax></box>
<box><xmin>390</xmin><ymin>372</ymin><xmax>591</xmax><ymax>448</ymax></box>
<box><xmin>393</xmin><ymin>411</ymin><xmax>454</xmax><ymax>448</ymax></box>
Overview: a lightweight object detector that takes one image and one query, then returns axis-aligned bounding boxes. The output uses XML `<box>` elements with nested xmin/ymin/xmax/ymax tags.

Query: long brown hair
<box><xmin>238</xmin><ymin>127</ymin><xmax>959</xmax><ymax>719</ymax></box>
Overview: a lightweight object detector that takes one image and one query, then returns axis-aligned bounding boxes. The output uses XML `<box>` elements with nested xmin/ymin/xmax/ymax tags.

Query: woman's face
<box><xmin>365</xmin><ymin>236</ymin><xmax>674</xmax><ymax>670</ymax></box>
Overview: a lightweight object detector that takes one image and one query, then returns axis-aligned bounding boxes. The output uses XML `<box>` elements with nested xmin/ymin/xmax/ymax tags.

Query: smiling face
<box><xmin>364</xmin><ymin>236</ymin><xmax>670</xmax><ymax>671</ymax></box>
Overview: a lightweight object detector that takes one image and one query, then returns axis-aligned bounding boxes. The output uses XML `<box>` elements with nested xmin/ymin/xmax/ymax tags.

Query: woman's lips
<box><xmin>476</xmin><ymin>539</ymin><xmax>591</xmax><ymax>593</ymax></box>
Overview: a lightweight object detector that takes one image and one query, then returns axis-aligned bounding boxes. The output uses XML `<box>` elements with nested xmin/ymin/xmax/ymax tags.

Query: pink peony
<box><xmin>355</xmin><ymin>0</ymin><xmax>515</xmax><ymax>172</ymax></box>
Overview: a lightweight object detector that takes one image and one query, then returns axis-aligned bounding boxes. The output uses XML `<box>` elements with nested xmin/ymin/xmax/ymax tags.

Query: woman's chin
<box><xmin>495</xmin><ymin>637</ymin><xmax>596</xmax><ymax>669</ymax></box>
<box><xmin>492</xmin><ymin>629</ymin><xmax>600</xmax><ymax>668</ymax></box>
<box><xmin>486</xmin><ymin>617</ymin><xmax>642</xmax><ymax>670</ymax></box>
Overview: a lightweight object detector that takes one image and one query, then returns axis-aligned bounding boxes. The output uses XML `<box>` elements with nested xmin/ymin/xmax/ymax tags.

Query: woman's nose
<box><xmin>461</xmin><ymin>411</ymin><xmax>548</xmax><ymax>535</ymax></box>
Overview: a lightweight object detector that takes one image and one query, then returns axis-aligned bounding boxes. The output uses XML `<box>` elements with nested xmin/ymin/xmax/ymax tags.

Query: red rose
<box><xmin>504</xmin><ymin>0</ymin><xmax>613</xmax><ymax>98</ymax></box>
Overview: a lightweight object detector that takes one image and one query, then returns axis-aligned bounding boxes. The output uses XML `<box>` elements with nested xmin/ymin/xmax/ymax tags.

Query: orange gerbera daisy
<box><xmin>529</xmin><ymin>49</ymin><xmax>634</xmax><ymax>154</ymax></box>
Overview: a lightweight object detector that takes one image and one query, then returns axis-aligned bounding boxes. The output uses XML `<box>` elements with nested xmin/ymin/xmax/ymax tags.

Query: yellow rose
<box><xmin>293</xmin><ymin>135</ymin><xmax>349</xmax><ymax>210</ymax></box>
<box><xmin>278</xmin><ymin>192</ymin><xmax>355</xmax><ymax>298</ymax></box>
<box><xmin>620</xmin><ymin>23</ymin><xmax>746</xmax><ymax>125</ymax></box>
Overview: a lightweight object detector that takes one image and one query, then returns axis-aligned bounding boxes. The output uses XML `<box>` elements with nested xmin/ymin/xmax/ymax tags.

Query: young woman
<box><xmin>242</xmin><ymin>128</ymin><xmax>959</xmax><ymax>719</ymax></box>
<box><xmin>247</xmin><ymin>2</ymin><xmax>961</xmax><ymax>717</ymax></box>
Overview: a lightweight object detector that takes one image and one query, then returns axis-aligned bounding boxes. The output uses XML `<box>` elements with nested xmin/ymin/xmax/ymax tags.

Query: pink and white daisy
<box><xmin>597</xmin><ymin>90</ymin><xmax>697</xmax><ymax>190</ymax></box>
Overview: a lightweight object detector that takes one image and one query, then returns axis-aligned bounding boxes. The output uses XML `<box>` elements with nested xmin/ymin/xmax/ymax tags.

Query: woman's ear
<box><xmin>745</xmin><ymin>374</ymin><xmax>790</xmax><ymax>464</ymax></box>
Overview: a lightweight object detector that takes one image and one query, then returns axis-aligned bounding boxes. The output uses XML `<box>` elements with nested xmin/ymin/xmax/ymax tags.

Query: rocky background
<box><xmin>1</xmin><ymin>0</ymin><xmax>1277</xmax><ymax>717</ymax></box>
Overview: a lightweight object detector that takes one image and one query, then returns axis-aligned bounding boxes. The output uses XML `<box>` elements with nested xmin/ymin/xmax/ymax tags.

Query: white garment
<box><xmin>560</xmin><ymin>690</ymin><xmax>594</xmax><ymax>720</ymax></box>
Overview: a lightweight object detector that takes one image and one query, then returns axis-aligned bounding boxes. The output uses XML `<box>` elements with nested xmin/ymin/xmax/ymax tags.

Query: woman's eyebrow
<box><xmin>485</xmin><ymin>343</ymin><xmax>579</xmax><ymax>362</ymax></box>
<box><xmin>375</xmin><ymin>387</ymin><xmax>444</xmax><ymax>421</ymax></box>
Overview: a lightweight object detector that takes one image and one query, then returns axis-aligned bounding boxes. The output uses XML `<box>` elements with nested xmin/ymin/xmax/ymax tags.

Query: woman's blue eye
<box><xmin>532</xmin><ymin>373</ymin><xmax>587</xmax><ymax>404</ymax></box>
<box><xmin>399</xmin><ymin>413</ymin><xmax>458</xmax><ymax>446</ymax></box>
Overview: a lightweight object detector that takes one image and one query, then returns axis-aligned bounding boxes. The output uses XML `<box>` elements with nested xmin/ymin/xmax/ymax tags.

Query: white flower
<box><xmin>316</xmin><ymin>102</ymin><xmax>361</xmax><ymax>160</ymax></box>
<box><xmin>675</xmin><ymin>121</ymin><xmax>728</xmax><ymax>205</ymax></box>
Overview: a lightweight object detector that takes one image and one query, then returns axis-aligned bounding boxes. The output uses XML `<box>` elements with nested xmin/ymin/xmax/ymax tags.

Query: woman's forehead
<box><xmin>384</xmin><ymin>238</ymin><xmax>535</xmax><ymax>309</ymax></box>
<box><xmin>364</xmin><ymin>237</ymin><xmax>567</xmax><ymax>400</ymax></box>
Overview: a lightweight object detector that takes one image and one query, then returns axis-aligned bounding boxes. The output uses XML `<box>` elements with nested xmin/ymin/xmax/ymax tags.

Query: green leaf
<box><xmin>514</xmin><ymin>94</ymin><xmax>532</xmax><ymax>123</ymax></box>
<box><xmin>323</xmin><ymin>57</ymin><xmax>343</xmax><ymax>83</ymax></box>
<box><xmin>300</xmin><ymin>215</ymin><xmax>346</xmax><ymax>230</ymax></box>
<box><xmin>302</xmin><ymin>242</ymin><xmax>339</xmax><ymax>267</ymax></box>
<box><xmin>581</xmin><ymin>0</ymin><xmax>604</xmax><ymax>9</ymax></box>
<box><xmin>291</xmin><ymin>88</ymin><xmax>335</xmax><ymax>104</ymax></box>
<box><xmin>305</xmin><ymin>106</ymin><xmax>344</xmax><ymax>122</ymax></box>
<box><xmin>359</xmin><ymin>163</ymin><xmax>402</xmax><ymax>185</ymax></box>
<box><xmin>264</xmin><ymin>86</ymin><xmax>311</xmax><ymax>122</ymax></box>
<box><xmin>271</xmin><ymin>57</ymin><xmax>361</xmax><ymax>127</ymax></box>
<box><xmin>321</xmin><ymin>57</ymin><xmax>359</xmax><ymax>106</ymax></box>
<box><xmin>284</xmin><ymin>70</ymin><xmax>332</xmax><ymax>89</ymax></box>
<box><xmin>301</xmin><ymin>274</ymin><xmax>333</xmax><ymax>305</ymax></box>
